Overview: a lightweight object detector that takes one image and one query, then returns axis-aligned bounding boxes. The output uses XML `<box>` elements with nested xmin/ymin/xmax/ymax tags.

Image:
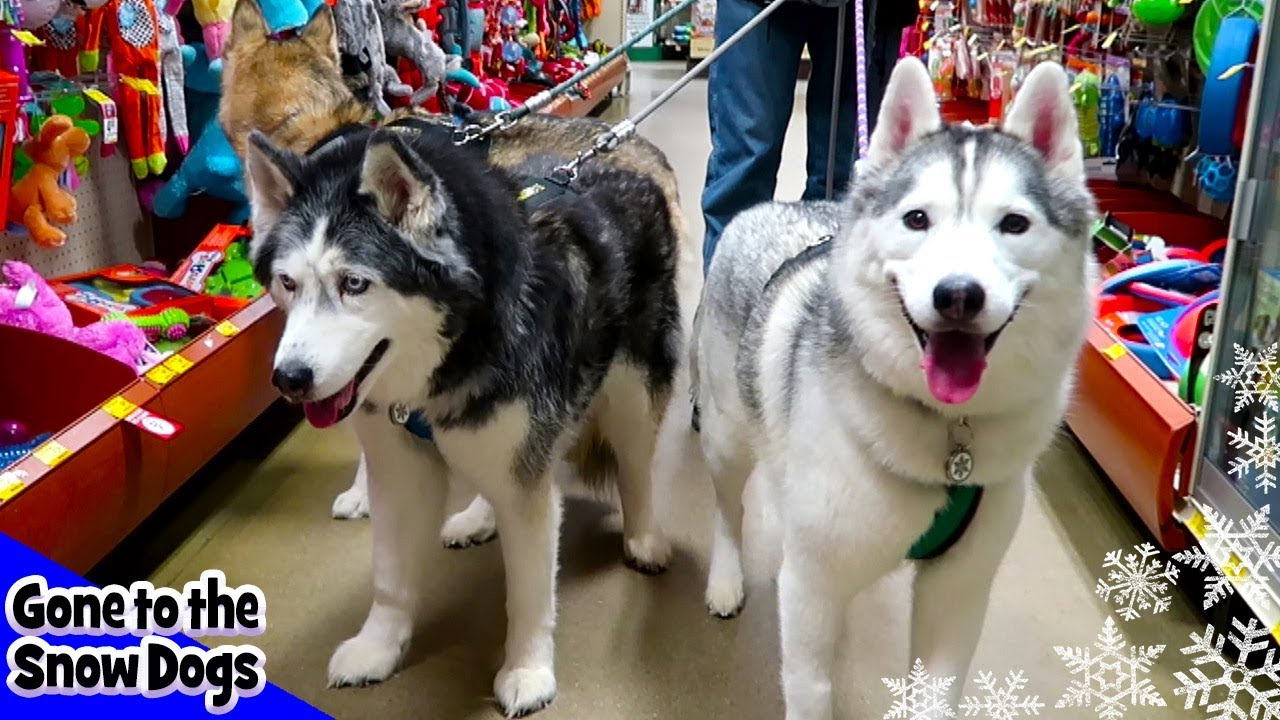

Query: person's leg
<box><xmin>701</xmin><ymin>0</ymin><xmax>805</xmax><ymax>271</ymax></box>
<box><xmin>802</xmin><ymin>2</ymin><xmax>858</xmax><ymax>201</ymax></box>
<box><xmin>866</xmin><ymin>12</ymin><xmax>905</xmax><ymax>131</ymax></box>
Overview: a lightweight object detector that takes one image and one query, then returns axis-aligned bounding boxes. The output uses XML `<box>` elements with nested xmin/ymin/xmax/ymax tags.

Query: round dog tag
<box><xmin>946</xmin><ymin>446</ymin><xmax>974</xmax><ymax>484</ymax></box>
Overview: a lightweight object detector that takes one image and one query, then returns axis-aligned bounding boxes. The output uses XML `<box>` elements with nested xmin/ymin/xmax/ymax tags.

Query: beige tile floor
<box><xmin>111</xmin><ymin>64</ymin><xmax>1216</xmax><ymax>718</ymax></box>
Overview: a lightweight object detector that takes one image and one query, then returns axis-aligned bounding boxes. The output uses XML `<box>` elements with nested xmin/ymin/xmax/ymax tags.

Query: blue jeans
<box><xmin>700</xmin><ymin>0</ymin><xmax>859</xmax><ymax>271</ymax></box>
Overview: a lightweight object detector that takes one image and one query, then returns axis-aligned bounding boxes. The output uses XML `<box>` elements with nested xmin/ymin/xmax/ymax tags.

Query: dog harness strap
<box><xmin>385</xmin><ymin>116</ymin><xmax>493</xmax><ymax>158</ymax></box>
<box><xmin>906</xmin><ymin>485</ymin><xmax>984</xmax><ymax>561</ymax></box>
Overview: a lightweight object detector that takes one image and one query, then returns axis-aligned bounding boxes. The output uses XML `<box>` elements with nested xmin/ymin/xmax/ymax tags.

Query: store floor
<box><xmin>121</xmin><ymin>65</ymin><xmax>1209</xmax><ymax>718</ymax></box>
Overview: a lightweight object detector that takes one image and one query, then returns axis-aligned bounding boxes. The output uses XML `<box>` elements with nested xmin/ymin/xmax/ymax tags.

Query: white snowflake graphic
<box><xmin>1174</xmin><ymin>504</ymin><xmax>1280</xmax><ymax>611</ymax></box>
<box><xmin>1094</xmin><ymin>542</ymin><xmax>1179</xmax><ymax>621</ymax></box>
<box><xmin>1228</xmin><ymin>412</ymin><xmax>1280</xmax><ymax>494</ymax></box>
<box><xmin>883</xmin><ymin>658</ymin><xmax>957</xmax><ymax>719</ymax></box>
<box><xmin>1174</xmin><ymin>617</ymin><xmax>1280</xmax><ymax>719</ymax></box>
<box><xmin>959</xmin><ymin>670</ymin><xmax>1044</xmax><ymax>719</ymax></box>
<box><xmin>1054</xmin><ymin>616</ymin><xmax>1166</xmax><ymax>719</ymax></box>
<box><xmin>1217</xmin><ymin>343</ymin><xmax>1280</xmax><ymax>412</ymax></box>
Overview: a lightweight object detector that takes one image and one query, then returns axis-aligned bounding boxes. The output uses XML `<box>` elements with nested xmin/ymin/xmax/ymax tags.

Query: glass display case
<box><xmin>1191</xmin><ymin>3</ymin><xmax>1280</xmax><ymax>613</ymax></box>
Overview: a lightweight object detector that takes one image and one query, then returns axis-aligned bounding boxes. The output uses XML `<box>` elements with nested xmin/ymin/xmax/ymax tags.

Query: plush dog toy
<box><xmin>376</xmin><ymin>0</ymin><xmax>447</xmax><ymax>104</ymax></box>
<box><xmin>9</xmin><ymin>115</ymin><xmax>91</xmax><ymax>248</ymax></box>
<box><xmin>0</xmin><ymin>261</ymin><xmax>151</xmax><ymax>371</ymax></box>
<box><xmin>334</xmin><ymin>0</ymin><xmax>414</xmax><ymax>116</ymax></box>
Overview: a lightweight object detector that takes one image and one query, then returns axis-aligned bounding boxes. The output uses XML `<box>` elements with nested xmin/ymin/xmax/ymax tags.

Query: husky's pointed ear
<box><xmin>1002</xmin><ymin>62</ymin><xmax>1082</xmax><ymax>178</ymax></box>
<box><xmin>865</xmin><ymin>57</ymin><xmax>941</xmax><ymax>169</ymax></box>
<box><xmin>244</xmin><ymin>131</ymin><xmax>300</xmax><ymax>237</ymax></box>
<box><xmin>300</xmin><ymin>3</ymin><xmax>339</xmax><ymax>62</ymax></box>
<box><xmin>231</xmin><ymin>0</ymin><xmax>269</xmax><ymax>41</ymax></box>
<box><xmin>360</xmin><ymin>130</ymin><xmax>447</xmax><ymax>233</ymax></box>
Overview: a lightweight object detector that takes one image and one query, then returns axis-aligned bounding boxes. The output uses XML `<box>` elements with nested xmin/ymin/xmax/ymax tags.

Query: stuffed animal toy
<box><xmin>334</xmin><ymin>0</ymin><xmax>413</xmax><ymax>116</ymax></box>
<box><xmin>157</xmin><ymin>7</ymin><xmax>189</xmax><ymax>154</ymax></box>
<box><xmin>176</xmin><ymin>0</ymin><xmax>323</xmax><ymax>67</ymax></box>
<box><xmin>0</xmin><ymin>260</ymin><xmax>152</xmax><ymax>371</ymax></box>
<box><xmin>8</xmin><ymin>115</ymin><xmax>90</xmax><ymax>248</ymax></box>
<box><xmin>150</xmin><ymin>42</ymin><xmax>247</xmax><ymax>221</ymax></box>
<box><xmin>376</xmin><ymin>0</ymin><xmax>447</xmax><ymax>103</ymax></box>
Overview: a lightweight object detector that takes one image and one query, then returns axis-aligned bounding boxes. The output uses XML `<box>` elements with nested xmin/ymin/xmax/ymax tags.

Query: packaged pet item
<box><xmin>8</xmin><ymin>115</ymin><xmax>90</xmax><ymax>248</ymax></box>
<box><xmin>0</xmin><ymin>261</ymin><xmax>152</xmax><ymax>371</ymax></box>
<box><xmin>52</xmin><ymin>264</ymin><xmax>197</xmax><ymax>318</ymax></box>
<box><xmin>170</xmin><ymin>225</ymin><xmax>264</xmax><ymax>301</ymax></box>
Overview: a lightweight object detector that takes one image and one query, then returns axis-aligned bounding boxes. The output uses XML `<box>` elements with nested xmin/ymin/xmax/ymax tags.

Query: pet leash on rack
<box><xmin>453</xmin><ymin>0</ymin><xmax>699</xmax><ymax>144</ymax></box>
<box><xmin>551</xmin><ymin>0</ymin><xmax>793</xmax><ymax>183</ymax></box>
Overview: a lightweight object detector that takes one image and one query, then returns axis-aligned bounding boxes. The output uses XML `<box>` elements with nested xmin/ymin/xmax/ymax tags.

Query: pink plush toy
<box><xmin>0</xmin><ymin>260</ymin><xmax>153</xmax><ymax>372</ymax></box>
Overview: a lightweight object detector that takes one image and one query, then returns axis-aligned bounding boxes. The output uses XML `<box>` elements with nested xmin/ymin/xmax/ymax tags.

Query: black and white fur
<box><xmin>690</xmin><ymin>59</ymin><xmax>1095</xmax><ymax>719</ymax></box>
<box><xmin>243</xmin><ymin>123</ymin><xmax>682</xmax><ymax>716</ymax></box>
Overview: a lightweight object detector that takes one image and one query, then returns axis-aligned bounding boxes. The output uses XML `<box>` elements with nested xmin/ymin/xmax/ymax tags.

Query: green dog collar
<box><xmin>907</xmin><ymin>484</ymin><xmax>984</xmax><ymax>561</ymax></box>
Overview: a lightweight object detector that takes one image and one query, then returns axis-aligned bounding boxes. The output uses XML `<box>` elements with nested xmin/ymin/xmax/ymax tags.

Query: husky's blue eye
<box><xmin>999</xmin><ymin>213</ymin><xmax>1030</xmax><ymax>235</ymax></box>
<box><xmin>278</xmin><ymin>274</ymin><xmax>296</xmax><ymax>292</ymax></box>
<box><xmin>342</xmin><ymin>275</ymin><xmax>371</xmax><ymax>296</ymax></box>
<box><xmin>903</xmin><ymin>210</ymin><xmax>930</xmax><ymax>231</ymax></box>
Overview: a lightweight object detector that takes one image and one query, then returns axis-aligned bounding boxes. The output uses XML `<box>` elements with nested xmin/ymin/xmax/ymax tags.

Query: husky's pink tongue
<box><xmin>921</xmin><ymin>331</ymin><xmax>988</xmax><ymax>405</ymax></box>
<box><xmin>302</xmin><ymin>380</ymin><xmax>357</xmax><ymax>429</ymax></box>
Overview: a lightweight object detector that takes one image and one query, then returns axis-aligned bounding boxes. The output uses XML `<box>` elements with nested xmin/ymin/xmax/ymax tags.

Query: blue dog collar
<box><xmin>389</xmin><ymin>403</ymin><xmax>435</xmax><ymax>441</ymax></box>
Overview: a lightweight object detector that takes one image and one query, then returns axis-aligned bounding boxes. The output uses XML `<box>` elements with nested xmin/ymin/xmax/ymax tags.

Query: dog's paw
<box><xmin>623</xmin><ymin>533</ymin><xmax>671</xmax><ymax>575</ymax></box>
<box><xmin>440</xmin><ymin>504</ymin><xmax>498</xmax><ymax>549</ymax></box>
<box><xmin>494</xmin><ymin>664</ymin><xmax>557</xmax><ymax>717</ymax></box>
<box><xmin>327</xmin><ymin>635</ymin><xmax>402</xmax><ymax>688</ymax></box>
<box><xmin>331</xmin><ymin>487</ymin><xmax>370</xmax><ymax>520</ymax></box>
<box><xmin>705</xmin><ymin>574</ymin><xmax>746</xmax><ymax>619</ymax></box>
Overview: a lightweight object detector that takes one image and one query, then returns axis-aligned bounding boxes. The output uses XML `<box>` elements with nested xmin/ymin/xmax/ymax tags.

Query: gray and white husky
<box><xmin>690</xmin><ymin>58</ymin><xmax>1095</xmax><ymax>718</ymax></box>
<box><xmin>242</xmin><ymin>121</ymin><xmax>682</xmax><ymax>715</ymax></box>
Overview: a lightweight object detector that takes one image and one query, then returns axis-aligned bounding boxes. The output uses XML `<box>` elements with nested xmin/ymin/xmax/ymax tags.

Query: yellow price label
<box><xmin>33</xmin><ymin>440</ymin><xmax>72</xmax><ymax>468</ymax></box>
<box><xmin>146</xmin><ymin>365</ymin><xmax>178</xmax><ymax>386</ymax></box>
<box><xmin>121</xmin><ymin>76</ymin><xmax>160</xmax><ymax>95</ymax></box>
<box><xmin>1186</xmin><ymin>511</ymin><xmax>1208</xmax><ymax>539</ymax></box>
<box><xmin>0</xmin><ymin>479</ymin><xmax>24</xmax><ymax>502</ymax></box>
<box><xmin>215</xmin><ymin>320</ymin><xmax>240</xmax><ymax>337</ymax></box>
<box><xmin>102</xmin><ymin>396</ymin><xmax>139</xmax><ymax>419</ymax></box>
<box><xmin>84</xmin><ymin>88</ymin><xmax>113</xmax><ymax>105</ymax></box>
<box><xmin>1103</xmin><ymin>343</ymin><xmax>1128</xmax><ymax>361</ymax></box>
<box><xmin>164</xmin><ymin>354</ymin><xmax>195</xmax><ymax>374</ymax></box>
<box><xmin>10</xmin><ymin>30</ymin><xmax>43</xmax><ymax>46</ymax></box>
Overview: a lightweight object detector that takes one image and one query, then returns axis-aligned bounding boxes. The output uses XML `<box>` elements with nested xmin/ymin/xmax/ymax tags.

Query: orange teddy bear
<box><xmin>9</xmin><ymin>116</ymin><xmax>92</xmax><ymax>249</ymax></box>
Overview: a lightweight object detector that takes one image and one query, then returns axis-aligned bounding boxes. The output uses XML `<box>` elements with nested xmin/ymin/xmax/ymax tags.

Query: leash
<box><xmin>824</xmin><ymin>1</ymin><xmax>847</xmax><ymax>200</ymax></box>
<box><xmin>552</xmin><ymin>0</ymin><xmax>793</xmax><ymax>182</ymax></box>
<box><xmin>453</xmin><ymin>0</ymin><xmax>699</xmax><ymax>145</ymax></box>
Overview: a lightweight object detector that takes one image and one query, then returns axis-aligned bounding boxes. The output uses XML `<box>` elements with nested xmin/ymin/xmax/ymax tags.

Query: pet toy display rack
<box><xmin>0</xmin><ymin>227</ymin><xmax>284</xmax><ymax>574</ymax></box>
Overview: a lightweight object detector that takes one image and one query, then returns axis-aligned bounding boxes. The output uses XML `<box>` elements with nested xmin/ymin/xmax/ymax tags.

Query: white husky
<box><xmin>689</xmin><ymin>57</ymin><xmax>1096</xmax><ymax>719</ymax></box>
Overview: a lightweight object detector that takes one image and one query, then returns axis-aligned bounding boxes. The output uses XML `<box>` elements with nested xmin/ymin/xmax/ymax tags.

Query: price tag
<box><xmin>0</xmin><ymin>473</ymin><xmax>24</xmax><ymax>503</ymax></box>
<box><xmin>84</xmin><ymin>88</ymin><xmax>118</xmax><ymax>145</ymax></box>
<box><xmin>33</xmin><ymin>440</ymin><xmax>71</xmax><ymax>468</ymax></box>
<box><xmin>10</xmin><ymin>29</ymin><xmax>43</xmax><ymax>46</ymax></box>
<box><xmin>122</xmin><ymin>407</ymin><xmax>184</xmax><ymax>440</ymax></box>
<box><xmin>1102</xmin><ymin>343</ymin><xmax>1128</xmax><ymax>361</ymax></box>
<box><xmin>163</xmin><ymin>354</ymin><xmax>194</xmax><ymax>374</ymax></box>
<box><xmin>102</xmin><ymin>395</ymin><xmax>139</xmax><ymax>419</ymax></box>
<box><xmin>215</xmin><ymin>320</ymin><xmax>240</xmax><ymax>337</ymax></box>
<box><xmin>145</xmin><ymin>364</ymin><xmax>178</xmax><ymax>386</ymax></box>
<box><xmin>1186</xmin><ymin>511</ymin><xmax>1208</xmax><ymax>539</ymax></box>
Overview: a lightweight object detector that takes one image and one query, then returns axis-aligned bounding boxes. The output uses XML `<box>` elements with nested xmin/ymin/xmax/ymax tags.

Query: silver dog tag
<box><xmin>945</xmin><ymin>418</ymin><xmax>974</xmax><ymax>484</ymax></box>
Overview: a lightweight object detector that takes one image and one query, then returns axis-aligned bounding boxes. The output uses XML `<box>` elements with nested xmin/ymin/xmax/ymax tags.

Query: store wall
<box><xmin>591</xmin><ymin>0</ymin><xmax>625</xmax><ymax>48</ymax></box>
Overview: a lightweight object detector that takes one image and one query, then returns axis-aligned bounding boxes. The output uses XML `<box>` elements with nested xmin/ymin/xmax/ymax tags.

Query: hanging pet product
<box><xmin>452</xmin><ymin>0</ymin><xmax>697</xmax><ymax>143</ymax></box>
<box><xmin>1191</xmin><ymin>14</ymin><xmax>1257</xmax><ymax>203</ymax></box>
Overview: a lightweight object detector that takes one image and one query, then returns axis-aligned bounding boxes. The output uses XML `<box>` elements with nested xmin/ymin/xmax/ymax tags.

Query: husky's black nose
<box><xmin>272</xmin><ymin>364</ymin><xmax>314</xmax><ymax>398</ymax></box>
<box><xmin>933</xmin><ymin>276</ymin><xmax>985</xmax><ymax>322</ymax></box>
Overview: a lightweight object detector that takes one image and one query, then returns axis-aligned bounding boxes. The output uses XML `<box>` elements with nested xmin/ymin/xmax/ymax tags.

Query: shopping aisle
<box><xmin>126</xmin><ymin>65</ymin><xmax>1205</xmax><ymax>719</ymax></box>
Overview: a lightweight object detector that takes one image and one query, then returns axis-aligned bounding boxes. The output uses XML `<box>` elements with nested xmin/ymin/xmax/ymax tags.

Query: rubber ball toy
<box><xmin>0</xmin><ymin>419</ymin><xmax>31</xmax><ymax>445</ymax></box>
<box><xmin>1133</xmin><ymin>0</ymin><xmax>1185</xmax><ymax>25</ymax></box>
<box><xmin>1197</xmin><ymin>155</ymin><xmax>1238</xmax><ymax>202</ymax></box>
